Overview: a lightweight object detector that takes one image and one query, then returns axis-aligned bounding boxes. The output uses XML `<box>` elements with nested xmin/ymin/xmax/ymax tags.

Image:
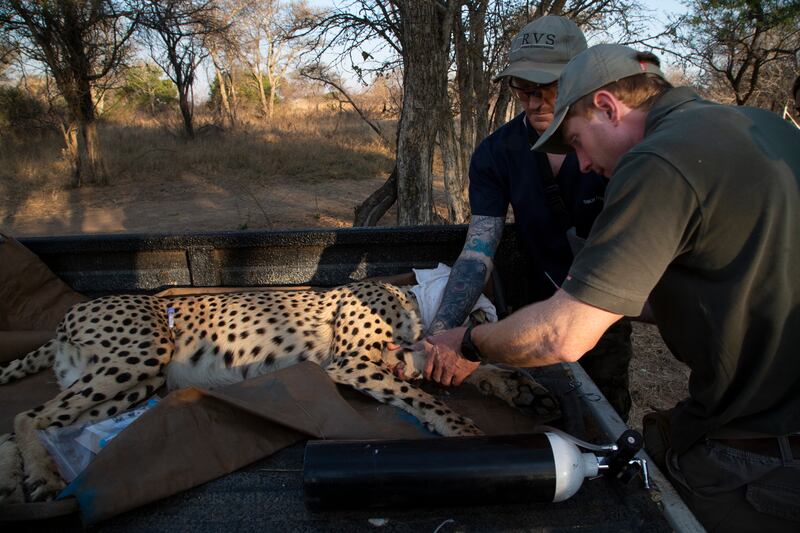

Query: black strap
<box><xmin>528</xmin><ymin>125</ymin><xmax>571</xmax><ymax>232</ymax></box>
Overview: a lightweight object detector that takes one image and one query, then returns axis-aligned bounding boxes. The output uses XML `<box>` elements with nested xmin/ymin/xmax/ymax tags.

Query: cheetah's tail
<box><xmin>0</xmin><ymin>338</ymin><xmax>57</xmax><ymax>385</ymax></box>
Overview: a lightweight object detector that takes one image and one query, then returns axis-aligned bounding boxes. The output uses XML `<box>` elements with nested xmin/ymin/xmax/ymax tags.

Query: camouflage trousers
<box><xmin>578</xmin><ymin>318</ymin><xmax>633</xmax><ymax>421</ymax></box>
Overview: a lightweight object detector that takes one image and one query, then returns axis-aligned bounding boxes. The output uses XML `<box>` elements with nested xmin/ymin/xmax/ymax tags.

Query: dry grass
<box><xmin>629</xmin><ymin>323</ymin><xmax>690</xmax><ymax>430</ymax></box>
<box><xmin>0</xmin><ymin>106</ymin><xmax>394</xmax><ymax>198</ymax></box>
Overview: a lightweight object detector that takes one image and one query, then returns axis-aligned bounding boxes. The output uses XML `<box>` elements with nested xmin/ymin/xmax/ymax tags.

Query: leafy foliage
<box><xmin>665</xmin><ymin>0</ymin><xmax>800</xmax><ymax>108</ymax></box>
<box><xmin>0</xmin><ymin>84</ymin><xmax>45</xmax><ymax>130</ymax></box>
<box><xmin>118</xmin><ymin>63</ymin><xmax>177</xmax><ymax>114</ymax></box>
<box><xmin>207</xmin><ymin>66</ymin><xmax>272</xmax><ymax>112</ymax></box>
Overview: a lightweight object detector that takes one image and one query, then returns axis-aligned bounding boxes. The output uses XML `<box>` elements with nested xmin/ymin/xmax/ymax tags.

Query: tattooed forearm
<box><xmin>427</xmin><ymin>216</ymin><xmax>504</xmax><ymax>336</ymax></box>
<box><xmin>464</xmin><ymin>216</ymin><xmax>504</xmax><ymax>256</ymax></box>
<box><xmin>427</xmin><ymin>259</ymin><xmax>488</xmax><ymax>335</ymax></box>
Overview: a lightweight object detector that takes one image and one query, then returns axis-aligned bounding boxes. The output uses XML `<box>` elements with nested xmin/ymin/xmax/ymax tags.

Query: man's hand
<box><xmin>423</xmin><ymin>327</ymin><xmax>481</xmax><ymax>386</ymax></box>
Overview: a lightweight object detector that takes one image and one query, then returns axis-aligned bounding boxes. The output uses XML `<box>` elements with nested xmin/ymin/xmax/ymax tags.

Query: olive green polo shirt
<box><xmin>563</xmin><ymin>87</ymin><xmax>800</xmax><ymax>453</ymax></box>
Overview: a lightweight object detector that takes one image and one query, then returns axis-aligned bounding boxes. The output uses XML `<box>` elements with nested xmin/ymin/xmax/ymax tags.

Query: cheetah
<box><xmin>0</xmin><ymin>281</ymin><xmax>559</xmax><ymax>503</ymax></box>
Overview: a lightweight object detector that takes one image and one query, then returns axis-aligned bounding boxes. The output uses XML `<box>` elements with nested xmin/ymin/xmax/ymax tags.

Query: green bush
<box><xmin>117</xmin><ymin>63</ymin><xmax>177</xmax><ymax>115</ymax></box>
<box><xmin>0</xmin><ymin>85</ymin><xmax>50</xmax><ymax>131</ymax></box>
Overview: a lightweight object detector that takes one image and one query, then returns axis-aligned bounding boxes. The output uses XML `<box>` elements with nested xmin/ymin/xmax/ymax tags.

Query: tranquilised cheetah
<box><xmin>0</xmin><ymin>281</ymin><xmax>559</xmax><ymax>503</ymax></box>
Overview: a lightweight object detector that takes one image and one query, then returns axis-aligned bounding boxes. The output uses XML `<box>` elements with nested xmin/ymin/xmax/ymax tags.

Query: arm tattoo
<box><xmin>464</xmin><ymin>216</ymin><xmax>504</xmax><ymax>257</ymax></box>
<box><xmin>427</xmin><ymin>216</ymin><xmax>504</xmax><ymax>335</ymax></box>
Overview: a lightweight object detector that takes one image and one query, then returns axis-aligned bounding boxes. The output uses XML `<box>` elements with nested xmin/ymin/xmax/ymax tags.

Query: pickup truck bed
<box><xmin>11</xmin><ymin>226</ymin><xmax>701</xmax><ymax>531</ymax></box>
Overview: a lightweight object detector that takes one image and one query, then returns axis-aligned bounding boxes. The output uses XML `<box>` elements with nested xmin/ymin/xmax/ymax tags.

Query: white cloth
<box><xmin>410</xmin><ymin>263</ymin><xmax>498</xmax><ymax>332</ymax></box>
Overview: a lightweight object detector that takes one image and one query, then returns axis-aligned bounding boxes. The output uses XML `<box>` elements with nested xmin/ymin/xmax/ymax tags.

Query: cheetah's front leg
<box><xmin>382</xmin><ymin>347</ymin><xmax>560</xmax><ymax>418</ymax></box>
<box><xmin>465</xmin><ymin>364</ymin><xmax>561</xmax><ymax>418</ymax></box>
<box><xmin>325</xmin><ymin>355</ymin><xmax>482</xmax><ymax>437</ymax></box>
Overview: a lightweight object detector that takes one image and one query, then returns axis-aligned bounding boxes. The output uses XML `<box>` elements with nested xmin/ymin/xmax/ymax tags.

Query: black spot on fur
<box><xmin>116</xmin><ymin>372</ymin><xmax>132</xmax><ymax>383</ymax></box>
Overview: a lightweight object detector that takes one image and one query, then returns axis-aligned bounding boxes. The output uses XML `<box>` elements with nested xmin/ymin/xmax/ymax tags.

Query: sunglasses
<box><xmin>509</xmin><ymin>78</ymin><xmax>558</xmax><ymax>100</ymax></box>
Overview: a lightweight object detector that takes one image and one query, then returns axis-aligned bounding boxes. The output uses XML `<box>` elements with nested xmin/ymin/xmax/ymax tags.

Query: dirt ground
<box><xmin>1</xmin><ymin>170</ymin><xmax>389</xmax><ymax>235</ymax></box>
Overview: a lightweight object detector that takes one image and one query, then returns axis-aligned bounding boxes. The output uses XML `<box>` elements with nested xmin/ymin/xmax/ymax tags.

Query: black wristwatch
<box><xmin>460</xmin><ymin>324</ymin><xmax>485</xmax><ymax>363</ymax></box>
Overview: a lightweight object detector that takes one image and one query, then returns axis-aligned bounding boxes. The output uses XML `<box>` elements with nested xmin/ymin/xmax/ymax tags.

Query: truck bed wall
<box><xmin>19</xmin><ymin>225</ymin><xmax>530</xmax><ymax>302</ymax></box>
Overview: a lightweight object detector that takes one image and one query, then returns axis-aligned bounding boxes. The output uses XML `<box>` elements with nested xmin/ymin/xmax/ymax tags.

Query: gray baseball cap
<box><xmin>494</xmin><ymin>16</ymin><xmax>587</xmax><ymax>84</ymax></box>
<box><xmin>533</xmin><ymin>43</ymin><xmax>665</xmax><ymax>154</ymax></box>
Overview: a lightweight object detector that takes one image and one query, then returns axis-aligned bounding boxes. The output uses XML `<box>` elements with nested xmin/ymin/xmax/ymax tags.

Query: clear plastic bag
<box><xmin>37</xmin><ymin>397</ymin><xmax>159</xmax><ymax>482</ymax></box>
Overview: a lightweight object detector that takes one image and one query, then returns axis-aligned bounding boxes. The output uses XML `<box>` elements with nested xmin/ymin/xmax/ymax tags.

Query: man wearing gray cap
<box><xmin>425</xmin><ymin>43</ymin><xmax>800</xmax><ymax>530</ymax></box>
<box><xmin>424</xmin><ymin>16</ymin><xmax>634</xmax><ymax>421</ymax></box>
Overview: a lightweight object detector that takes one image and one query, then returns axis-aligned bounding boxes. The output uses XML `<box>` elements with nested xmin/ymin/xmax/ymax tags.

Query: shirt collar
<box><xmin>644</xmin><ymin>86</ymin><xmax>701</xmax><ymax>136</ymax></box>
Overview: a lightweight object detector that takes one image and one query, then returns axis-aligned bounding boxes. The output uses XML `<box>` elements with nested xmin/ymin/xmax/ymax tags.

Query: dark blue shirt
<box><xmin>469</xmin><ymin>112</ymin><xmax>606</xmax><ymax>302</ymax></box>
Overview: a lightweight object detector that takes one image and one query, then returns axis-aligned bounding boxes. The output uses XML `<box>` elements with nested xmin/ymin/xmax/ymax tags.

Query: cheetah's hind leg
<box><xmin>14</xmin><ymin>362</ymin><xmax>166</xmax><ymax>501</ymax></box>
<box><xmin>0</xmin><ymin>433</ymin><xmax>24</xmax><ymax>504</ymax></box>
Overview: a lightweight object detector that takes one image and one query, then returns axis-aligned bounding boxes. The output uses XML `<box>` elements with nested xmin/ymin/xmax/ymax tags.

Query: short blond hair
<box><xmin>569</xmin><ymin>52</ymin><xmax>672</xmax><ymax>118</ymax></box>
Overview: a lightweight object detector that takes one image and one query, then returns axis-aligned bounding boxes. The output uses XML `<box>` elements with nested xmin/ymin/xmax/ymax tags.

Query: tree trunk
<box><xmin>453</xmin><ymin>13</ymin><xmax>475</xmax><ymax>180</ymax></box>
<box><xmin>211</xmin><ymin>50</ymin><xmax>234</xmax><ymax>128</ymax></box>
<box><xmin>268</xmin><ymin>78</ymin><xmax>276</xmax><ymax>119</ymax></box>
<box><xmin>217</xmin><ymin>65</ymin><xmax>233</xmax><ymax>127</ymax></box>
<box><xmin>353</xmin><ymin>166</ymin><xmax>398</xmax><ymax>226</ymax></box>
<box><xmin>61</xmin><ymin>121</ymin><xmax>81</xmax><ymax>188</ymax></box>
<box><xmin>229</xmin><ymin>70</ymin><xmax>239</xmax><ymax>121</ymax></box>
<box><xmin>395</xmin><ymin>1</ymin><xmax>455</xmax><ymax>225</ymax></box>
<box><xmin>79</xmin><ymin>119</ymin><xmax>107</xmax><ymax>186</ymax></box>
<box><xmin>490</xmin><ymin>85</ymin><xmax>513</xmax><ymax>131</ymax></box>
<box><xmin>255</xmin><ymin>70</ymin><xmax>270</xmax><ymax>118</ymax></box>
<box><xmin>469</xmin><ymin>1</ymin><xmax>489</xmax><ymax>143</ymax></box>
<box><xmin>178</xmin><ymin>87</ymin><xmax>195</xmax><ymax>139</ymax></box>
<box><xmin>68</xmin><ymin>80</ymin><xmax>106</xmax><ymax>186</ymax></box>
<box><xmin>439</xmin><ymin>120</ymin><xmax>470</xmax><ymax>223</ymax></box>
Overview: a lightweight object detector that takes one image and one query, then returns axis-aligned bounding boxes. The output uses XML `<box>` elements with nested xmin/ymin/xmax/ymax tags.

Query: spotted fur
<box><xmin>0</xmin><ymin>281</ymin><xmax>558</xmax><ymax>503</ymax></box>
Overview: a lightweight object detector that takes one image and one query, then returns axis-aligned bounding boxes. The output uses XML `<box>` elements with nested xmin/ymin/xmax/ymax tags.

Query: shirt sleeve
<box><xmin>562</xmin><ymin>152</ymin><xmax>701</xmax><ymax>316</ymax></box>
<box><xmin>468</xmin><ymin>138</ymin><xmax>510</xmax><ymax>218</ymax></box>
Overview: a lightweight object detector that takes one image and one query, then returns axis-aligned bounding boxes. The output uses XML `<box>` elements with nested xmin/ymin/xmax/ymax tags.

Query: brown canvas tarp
<box><xmin>0</xmin><ymin>233</ymin><xmax>88</xmax><ymax>363</ymax></box>
<box><xmin>1</xmin><ymin>362</ymin><xmax>549</xmax><ymax>525</ymax></box>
